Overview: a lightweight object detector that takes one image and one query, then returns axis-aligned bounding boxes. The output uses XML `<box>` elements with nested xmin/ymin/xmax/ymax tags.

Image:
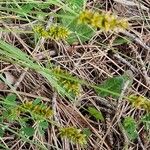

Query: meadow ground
<box><xmin>0</xmin><ymin>0</ymin><xmax>150</xmax><ymax>150</ymax></box>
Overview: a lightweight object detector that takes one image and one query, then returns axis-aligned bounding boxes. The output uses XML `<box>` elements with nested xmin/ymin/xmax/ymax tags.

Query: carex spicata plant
<box><xmin>1</xmin><ymin>95</ymin><xmax>54</xmax><ymax>139</ymax></box>
<box><xmin>59</xmin><ymin>127</ymin><xmax>87</xmax><ymax>145</ymax></box>
<box><xmin>52</xmin><ymin>66</ymin><xmax>81</xmax><ymax>98</ymax></box>
<box><xmin>3</xmin><ymin>98</ymin><xmax>53</xmax><ymax>122</ymax></box>
<box><xmin>33</xmin><ymin>25</ymin><xmax>49</xmax><ymax>38</ymax></box>
<box><xmin>20</xmin><ymin>101</ymin><xmax>53</xmax><ymax>120</ymax></box>
<box><xmin>78</xmin><ymin>10</ymin><xmax>129</xmax><ymax>32</ymax></box>
<box><xmin>34</xmin><ymin>24</ymin><xmax>70</xmax><ymax>40</ymax></box>
<box><xmin>128</xmin><ymin>95</ymin><xmax>150</xmax><ymax>112</ymax></box>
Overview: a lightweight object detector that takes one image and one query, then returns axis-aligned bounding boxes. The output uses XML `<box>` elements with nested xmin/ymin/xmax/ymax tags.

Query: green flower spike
<box><xmin>34</xmin><ymin>25</ymin><xmax>70</xmax><ymax>40</ymax></box>
<box><xmin>78</xmin><ymin>10</ymin><xmax>129</xmax><ymax>32</ymax></box>
<box><xmin>34</xmin><ymin>25</ymin><xmax>49</xmax><ymax>38</ymax></box>
<box><xmin>21</xmin><ymin>101</ymin><xmax>53</xmax><ymax>119</ymax></box>
<box><xmin>53</xmin><ymin>67</ymin><xmax>81</xmax><ymax>97</ymax></box>
<box><xmin>59</xmin><ymin>127</ymin><xmax>87</xmax><ymax>145</ymax></box>
<box><xmin>78</xmin><ymin>10</ymin><xmax>93</xmax><ymax>24</ymax></box>
<box><xmin>128</xmin><ymin>95</ymin><xmax>150</xmax><ymax>112</ymax></box>
<box><xmin>47</xmin><ymin>25</ymin><xmax>70</xmax><ymax>40</ymax></box>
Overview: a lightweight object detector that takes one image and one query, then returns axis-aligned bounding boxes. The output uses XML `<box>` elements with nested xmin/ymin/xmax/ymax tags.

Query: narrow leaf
<box><xmin>88</xmin><ymin>106</ymin><xmax>104</xmax><ymax>121</ymax></box>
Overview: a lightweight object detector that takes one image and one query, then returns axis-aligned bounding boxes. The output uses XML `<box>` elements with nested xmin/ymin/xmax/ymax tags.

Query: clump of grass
<box><xmin>78</xmin><ymin>10</ymin><xmax>129</xmax><ymax>32</ymax></box>
<box><xmin>34</xmin><ymin>24</ymin><xmax>70</xmax><ymax>40</ymax></box>
<box><xmin>59</xmin><ymin>127</ymin><xmax>87</xmax><ymax>145</ymax></box>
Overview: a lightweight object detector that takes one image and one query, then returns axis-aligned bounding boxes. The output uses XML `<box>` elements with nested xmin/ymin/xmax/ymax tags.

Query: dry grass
<box><xmin>0</xmin><ymin>0</ymin><xmax>150</xmax><ymax>150</ymax></box>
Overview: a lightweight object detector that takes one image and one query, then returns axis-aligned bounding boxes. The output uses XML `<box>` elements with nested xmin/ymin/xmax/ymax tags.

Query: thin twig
<box><xmin>13</xmin><ymin>68</ymin><xmax>28</xmax><ymax>90</ymax></box>
<box><xmin>52</xmin><ymin>92</ymin><xmax>59</xmax><ymax>123</ymax></box>
<box><xmin>122</xmin><ymin>31</ymin><xmax>150</xmax><ymax>52</ymax></box>
<box><xmin>138</xmin><ymin>136</ymin><xmax>146</xmax><ymax>150</ymax></box>
<box><xmin>113</xmin><ymin>53</ymin><xmax>138</xmax><ymax>72</ymax></box>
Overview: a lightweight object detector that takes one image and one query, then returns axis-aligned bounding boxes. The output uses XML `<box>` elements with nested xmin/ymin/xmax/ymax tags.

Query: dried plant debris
<box><xmin>0</xmin><ymin>0</ymin><xmax>150</xmax><ymax>149</ymax></box>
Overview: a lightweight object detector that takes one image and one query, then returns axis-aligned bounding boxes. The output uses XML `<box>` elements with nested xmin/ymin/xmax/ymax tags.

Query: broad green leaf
<box><xmin>60</xmin><ymin>13</ymin><xmax>94</xmax><ymax>44</ymax></box>
<box><xmin>21</xmin><ymin>127</ymin><xmax>35</xmax><ymax>137</ymax></box>
<box><xmin>82</xmin><ymin>128</ymin><xmax>91</xmax><ymax>138</ymax></box>
<box><xmin>6</xmin><ymin>94</ymin><xmax>16</xmax><ymax>102</ymax></box>
<box><xmin>38</xmin><ymin>126</ymin><xmax>45</xmax><ymax>135</ymax></box>
<box><xmin>21</xmin><ymin>3</ymin><xmax>34</xmax><ymax>14</ymax></box>
<box><xmin>96</xmin><ymin>71</ymin><xmax>133</xmax><ymax>98</ymax></box>
<box><xmin>3</xmin><ymin>94</ymin><xmax>17</xmax><ymax>109</ymax></box>
<box><xmin>32</xmin><ymin>98</ymin><xmax>41</xmax><ymax>106</ymax></box>
<box><xmin>123</xmin><ymin>117</ymin><xmax>138</xmax><ymax>141</ymax></box>
<box><xmin>65</xmin><ymin>0</ymin><xmax>85</xmax><ymax>11</ymax></box>
<box><xmin>96</xmin><ymin>76</ymin><xmax>125</xmax><ymax>98</ymax></box>
<box><xmin>66</xmin><ymin>19</ymin><xmax>94</xmax><ymax>44</ymax></box>
<box><xmin>38</xmin><ymin>121</ymin><xmax>49</xmax><ymax>135</ymax></box>
<box><xmin>88</xmin><ymin>107</ymin><xmax>104</xmax><ymax>121</ymax></box>
<box><xmin>39</xmin><ymin>121</ymin><xmax>49</xmax><ymax>130</ymax></box>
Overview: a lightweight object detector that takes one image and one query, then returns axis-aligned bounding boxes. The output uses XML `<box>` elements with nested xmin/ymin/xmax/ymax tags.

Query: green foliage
<box><xmin>141</xmin><ymin>113</ymin><xmax>150</xmax><ymax>131</ymax></box>
<box><xmin>1</xmin><ymin>95</ymin><xmax>53</xmax><ymax>138</ymax></box>
<box><xmin>52</xmin><ymin>67</ymin><xmax>81</xmax><ymax>99</ymax></box>
<box><xmin>4</xmin><ymin>1</ymin><xmax>50</xmax><ymax>17</ymax></box>
<box><xmin>59</xmin><ymin>0</ymin><xmax>94</xmax><ymax>44</ymax></box>
<box><xmin>20</xmin><ymin>127</ymin><xmax>35</xmax><ymax>137</ymax></box>
<box><xmin>96</xmin><ymin>76</ymin><xmax>124</xmax><ymax>98</ymax></box>
<box><xmin>122</xmin><ymin>117</ymin><xmax>138</xmax><ymax>141</ymax></box>
<box><xmin>38</xmin><ymin>121</ymin><xmax>49</xmax><ymax>135</ymax></box>
<box><xmin>65</xmin><ymin>0</ymin><xmax>85</xmax><ymax>11</ymax></box>
<box><xmin>0</xmin><ymin>128</ymin><xmax>4</xmax><ymax>137</ymax></box>
<box><xmin>88</xmin><ymin>107</ymin><xmax>104</xmax><ymax>121</ymax></box>
<box><xmin>32</xmin><ymin>98</ymin><xmax>41</xmax><ymax>105</ymax></box>
<box><xmin>65</xmin><ymin>19</ymin><xmax>94</xmax><ymax>44</ymax></box>
<box><xmin>3</xmin><ymin>94</ymin><xmax>17</xmax><ymax>109</ymax></box>
<box><xmin>20</xmin><ymin>3</ymin><xmax>35</xmax><ymax>14</ymax></box>
<box><xmin>82</xmin><ymin>128</ymin><xmax>92</xmax><ymax>139</ymax></box>
<box><xmin>59</xmin><ymin>8</ymin><xmax>129</xmax><ymax>44</ymax></box>
<box><xmin>2</xmin><ymin>94</ymin><xmax>18</xmax><ymax>121</ymax></box>
<box><xmin>96</xmin><ymin>71</ymin><xmax>133</xmax><ymax>98</ymax></box>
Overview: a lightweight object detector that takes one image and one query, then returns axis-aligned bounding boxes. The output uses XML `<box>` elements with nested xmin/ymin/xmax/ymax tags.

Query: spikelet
<box><xmin>90</xmin><ymin>12</ymin><xmax>103</xmax><ymax>28</ymax></box>
<box><xmin>47</xmin><ymin>25</ymin><xmax>70</xmax><ymax>40</ymax></box>
<box><xmin>78</xmin><ymin>10</ymin><xmax>93</xmax><ymax>24</ymax></box>
<box><xmin>53</xmin><ymin>67</ymin><xmax>80</xmax><ymax>97</ymax></box>
<box><xmin>34</xmin><ymin>25</ymin><xmax>49</xmax><ymax>38</ymax></box>
<box><xmin>78</xmin><ymin>10</ymin><xmax>129</xmax><ymax>32</ymax></box>
<box><xmin>34</xmin><ymin>25</ymin><xmax>70</xmax><ymax>40</ymax></box>
<box><xmin>21</xmin><ymin>101</ymin><xmax>53</xmax><ymax>120</ymax></box>
<box><xmin>128</xmin><ymin>95</ymin><xmax>150</xmax><ymax>112</ymax></box>
<box><xmin>59</xmin><ymin>127</ymin><xmax>87</xmax><ymax>145</ymax></box>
